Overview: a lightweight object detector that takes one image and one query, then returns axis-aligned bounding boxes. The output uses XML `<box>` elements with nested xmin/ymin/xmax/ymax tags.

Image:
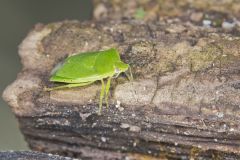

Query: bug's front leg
<box><xmin>125</xmin><ymin>66</ymin><xmax>133</xmax><ymax>81</ymax></box>
<box><xmin>105</xmin><ymin>77</ymin><xmax>112</xmax><ymax>109</ymax></box>
<box><xmin>98</xmin><ymin>79</ymin><xmax>105</xmax><ymax>115</ymax></box>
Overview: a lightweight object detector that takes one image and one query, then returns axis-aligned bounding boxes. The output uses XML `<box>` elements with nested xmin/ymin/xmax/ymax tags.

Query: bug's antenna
<box><xmin>125</xmin><ymin>66</ymin><xmax>133</xmax><ymax>81</ymax></box>
<box><xmin>129</xmin><ymin>66</ymin><xmax>133</xmax><ymax>81</ymax></box>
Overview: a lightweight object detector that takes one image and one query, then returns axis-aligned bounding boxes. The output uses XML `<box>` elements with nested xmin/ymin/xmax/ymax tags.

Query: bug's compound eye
<box><xmin>115</xmin><ymin>68</ymin><xmax>120</xmax><ymax>74</ymax></box>
<box><xmin>113</xmin><ymin>68</ymin><xmax>121</xmax><ymax>78</ymax></box>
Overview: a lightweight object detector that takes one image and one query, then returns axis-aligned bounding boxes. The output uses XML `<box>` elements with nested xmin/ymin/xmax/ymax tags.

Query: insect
<box><xmin>45</xmin><ymin>48</ymin><xmax>132</xmax><ymax>115</ymax></box>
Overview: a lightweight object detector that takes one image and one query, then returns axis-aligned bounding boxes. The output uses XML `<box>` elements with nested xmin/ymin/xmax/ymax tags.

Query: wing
<box><xmin>50</xmin><ymin>49</ymin><xmax>120</xmax><ymax>83</ymax></box>
<box><xmin>50</xmin><ymin>51</ymin><xmax>99</xmax><ymax>82</ymax></box>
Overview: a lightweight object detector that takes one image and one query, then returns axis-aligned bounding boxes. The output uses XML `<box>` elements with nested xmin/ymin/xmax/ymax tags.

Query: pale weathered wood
<box><xmin>93</xmin><ymin>0</ymin><xmax>240</xmax><ymax>21</ymax></box>
<box><xmin>2</xmin><ymin>0</ymin><xmax>240</xmax><ymax>159</ymax></box>
<box><xmin>2</xmin><ymin>19</ymin><xmax>240</xmax><ymax>159</ymax></box>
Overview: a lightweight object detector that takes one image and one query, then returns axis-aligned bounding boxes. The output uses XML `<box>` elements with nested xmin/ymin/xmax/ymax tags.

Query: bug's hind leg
<box><xmin>98</xmin><ymin>79</ymin><xmax>105</xmax><ymax>115</ymax></box>
<box><xmin>105</xmin><ymin>77</ymin><xmax>112</xmax><ymax>110</ymax></box>
<box><xmin>44</xmin><ymin>81</ymin><xmax>94</xmax><ymax>91</ymax></box>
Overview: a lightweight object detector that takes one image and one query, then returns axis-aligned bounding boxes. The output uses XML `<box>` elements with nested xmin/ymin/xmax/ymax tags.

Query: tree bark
<box><xmin>2</xmin><ymin>1</ymin><xmax>240</xmax><ymax>160</ymax></box>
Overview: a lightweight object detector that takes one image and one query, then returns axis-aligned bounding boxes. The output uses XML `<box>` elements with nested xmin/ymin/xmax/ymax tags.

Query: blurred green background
<box><xmin>0</xmin><ymin>0</ymin><xmax>92</xmax><ymax>150</ymax></box>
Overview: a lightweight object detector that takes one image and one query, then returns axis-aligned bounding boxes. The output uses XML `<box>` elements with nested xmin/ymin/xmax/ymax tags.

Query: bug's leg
<box><xmin>129</xmin><ymin>66</ymin><xmax>133</xmax><ymax>81</ymax></box>
<box><xmin>125</xmin><ymin>66</ymin><xmax>133</xmax><ymax>81</ymax></box>
<box><xmin>105</xmin><ymin>77</ymin><xmax>112</xmax><ymax>110</ymax></box>
<box><xmin>98</xmin><ymin>79</ymin><xmax>105</xmax><ymax>115</ymax></box>
<box><xmin>44</xmin><ymin>81</ymin><xmax>93</xmax><ymax>91</ymax></box>
<box><xmin>125</xmin><ymin>72</ymin><xmax>131</xmax><ymax>81</ymax></box>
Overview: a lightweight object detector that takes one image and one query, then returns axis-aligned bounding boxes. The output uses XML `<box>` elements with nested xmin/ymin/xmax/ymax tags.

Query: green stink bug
<box><xmin>46</xmin><ymin>48</ymin><xmax>132</xmax><ymax>114</ymax></box>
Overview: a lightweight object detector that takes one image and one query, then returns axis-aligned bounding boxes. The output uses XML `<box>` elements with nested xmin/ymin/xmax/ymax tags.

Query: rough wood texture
<box><xmin>0</xmin><ymin>151</ymin><xmax>74</xmax><ymax>160</ymax></box>
<box><xmin>2</xmin><ymin>18</ymin><xmax>240</xmax><ymax>159</ymax></box>
<box><xmin>93</xmin><ymin>0</ymin><xmax>240</xmax><ymax>22</ymax></box>
<box><xmin>2</xmin><ymin>0</ymin><xmax>240</xmax><ymax>159</ymax></box>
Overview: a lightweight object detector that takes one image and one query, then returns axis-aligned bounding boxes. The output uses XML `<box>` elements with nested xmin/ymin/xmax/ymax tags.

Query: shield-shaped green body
<box><xmin>47</xmin><ymin>48</ymin><xmax>130</xmax><ymax>114</ymax></box>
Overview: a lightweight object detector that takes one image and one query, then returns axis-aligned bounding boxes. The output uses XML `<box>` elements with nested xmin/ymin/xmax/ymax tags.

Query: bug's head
<box><xmin>114</xmin><ymin>61</ymin><xmax>133</xmax><ymax>81</ymax></box>
<box><xmin>114</xmin><ymin>61</ymin><xmax>129</xmax><ymax>74</ymax></box>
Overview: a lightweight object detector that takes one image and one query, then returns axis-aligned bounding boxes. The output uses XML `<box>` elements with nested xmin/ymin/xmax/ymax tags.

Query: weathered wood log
<box><xmin>2</xmin><ymin>18</ymin><xmax>240</xmax><ymax>159</ymax></box>
<box><xmin>93</xmin><ymin>0</ymin><xmax>240</xmax><ymax>21</ymax></box>
<box><xmin>0</xmin><ymin>151</ymin><xmax>74</xmax><ymax>160</ymax></box>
